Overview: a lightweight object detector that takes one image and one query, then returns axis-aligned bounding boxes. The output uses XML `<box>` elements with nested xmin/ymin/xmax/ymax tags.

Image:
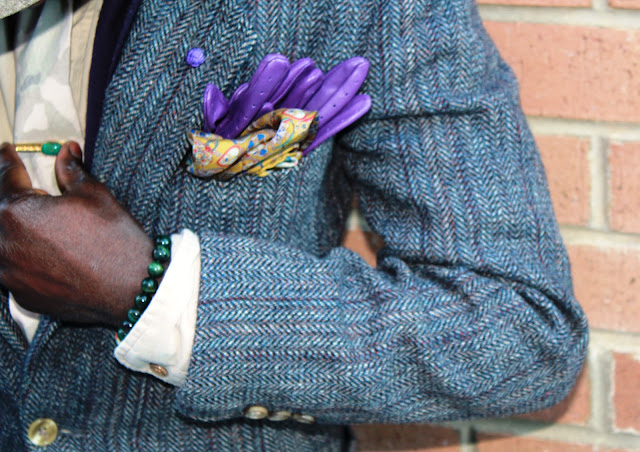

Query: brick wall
<box><xmin>343</xmin><ymin>1</ymin><xmax>640</xmax><ymax>450</ymax></box>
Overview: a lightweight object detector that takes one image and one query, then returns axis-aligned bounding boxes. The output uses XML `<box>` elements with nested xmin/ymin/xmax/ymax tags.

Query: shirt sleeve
<box><xmin>114</xmin><ymin>229</ymin><xmax>200</xmax><ymax>386</ymax></box>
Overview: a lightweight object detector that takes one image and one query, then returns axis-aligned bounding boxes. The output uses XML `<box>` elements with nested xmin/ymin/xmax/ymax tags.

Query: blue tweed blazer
<box><xmin>0</xmin><ymin>0</ymin><xmax>589</xmax><ymax>450</ymax></box>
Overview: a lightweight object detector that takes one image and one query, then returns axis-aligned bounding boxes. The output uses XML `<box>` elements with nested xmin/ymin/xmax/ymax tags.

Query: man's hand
<box><xmin>0</xmin><ymin>142</ymin><xmax>153</xmax><ymax>328</ymax></box>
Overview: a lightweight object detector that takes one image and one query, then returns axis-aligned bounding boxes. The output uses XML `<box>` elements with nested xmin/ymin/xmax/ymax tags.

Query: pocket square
<box><xmin>187</xmin><ymin>108</ymin><xmax>317</xmax><ymax>179</ymax></box>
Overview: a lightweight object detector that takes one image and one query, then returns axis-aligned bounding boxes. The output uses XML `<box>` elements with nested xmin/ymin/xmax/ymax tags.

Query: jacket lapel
<box><xmin>0</xmin><ymin>292</ymin><xmax>61</xmax><ymax>360</ymax></box>
<box><xmin>91</xmin><ymin>0</ymin><xmax>257</xmax><ymax>232</ymax></box>
<box><xmin>0</xmin><ymin>291</ymin><xmax>28</xmax><ymax>356</ymax></box>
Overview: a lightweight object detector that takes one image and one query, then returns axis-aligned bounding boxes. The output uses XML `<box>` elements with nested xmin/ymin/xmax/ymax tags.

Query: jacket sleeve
<box><xmin>175</xmin><ymin>0</ymin><xmax>588</xmax><ymax>423</ymax></box>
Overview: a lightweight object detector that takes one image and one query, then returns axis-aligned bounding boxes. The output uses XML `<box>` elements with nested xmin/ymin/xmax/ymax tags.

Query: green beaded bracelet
<box><xmin>116</xmin><ymin>235</ymin><xmax>172</xmax><ymax>343</ymax></box>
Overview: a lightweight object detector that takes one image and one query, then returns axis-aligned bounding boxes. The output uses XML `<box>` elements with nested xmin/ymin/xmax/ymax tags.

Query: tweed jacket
<box><xmin>0</xmin><ymin>0</ymin><xmax>589</xmax><ymax>450</ymax></box>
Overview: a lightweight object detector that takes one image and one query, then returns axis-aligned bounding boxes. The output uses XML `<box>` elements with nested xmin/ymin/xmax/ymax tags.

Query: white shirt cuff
<box><xmin>114</xmin><ymin>229</ymin><xmax>200</xmax><ymax>386</ymax></box>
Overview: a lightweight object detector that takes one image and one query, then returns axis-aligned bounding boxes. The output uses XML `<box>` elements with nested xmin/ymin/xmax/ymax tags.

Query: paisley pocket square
<box><xmin>187</xmin><ymin>108</ymin><xmax>317</xmax><ymax>179</ymax></box>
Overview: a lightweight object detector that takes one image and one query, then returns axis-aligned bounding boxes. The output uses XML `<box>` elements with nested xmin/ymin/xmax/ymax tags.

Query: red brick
<box><xmin>614</xmin><ymin>352</ymin><xmax>640</xmax><ymax>432</ymax></box>
<box><xmin>517</xmin><ymin>364</ymin><xmax>590</xmax><ymax>424</ymax></box>
<box><xmin>609</xmin><ymin>0</ymin><xmax>640</xmax><ymax>8</ymax></box>
<box><xmin>484</xmin><ymin>22</ymin><xmax>640</xmax><ymax>123</ymax></box>
<box><xmin>609</xmin><ymin>142</ymin><xmax>640</xmax><ymax>233</ymax></box>
<box><xmin>342</xmin><ymin>227</ymin><xmax>384</xmax><ymax>267</ymax></box>
<box><xmin>537</xmin><ymin>136</ymin><xmax>590</xmax><ymax>226</ymax></box>
<box><xmin>568</xmin><ymin>245</ymin><xmax>640</xmax><ymax>333</ymax></box>
<box><xmin>353</xmin><ymin>425</ymin><xmax>460</xmax><ymax>452</ymax></box>
<box><xmin>478</xmin><ymin>0</ymin><xmax>589</xmax><ymax>5</ymax></box>
<box><xmin>477</xmin><ymin>435</ymin><xmax>625</xmax><ymax>452</ymax></box>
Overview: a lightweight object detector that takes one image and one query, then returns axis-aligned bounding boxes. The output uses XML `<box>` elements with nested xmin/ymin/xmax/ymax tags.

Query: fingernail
<box><xmin>68</xmin><ymin>143</ymin><xmax>83</xmax><ymax>160</ymax></box>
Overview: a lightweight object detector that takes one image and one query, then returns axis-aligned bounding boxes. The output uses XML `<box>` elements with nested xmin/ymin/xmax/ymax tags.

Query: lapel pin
<box><xmin>186</xmin><ymin>47</ymin><xmax>205</xmax><ymax>68</ymax></box>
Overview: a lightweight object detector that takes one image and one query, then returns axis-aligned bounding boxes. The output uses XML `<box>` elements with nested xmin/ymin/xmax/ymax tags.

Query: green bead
<box><xmin>41</xmin><ymin>142</ymin><xmax>61</xmax><ymax>156</ymax></box>
<box><xmin>141</xmin><ymin>277</ymin><xmax>158</xmax><ymax>293</ymax></box>
<box><xmin>154</xmin><ymin>235</ymin><xmax>171</xmax><ymax>248</ymax></box>
<box><xmin>121</xmin><ymin>320</ymin><xmax>134</xmax><ymax>333</ymax></box>
<box><xmin>152</xmin><ymin>245</ymin><xmax>170</xmax><ymax>263</ymax></box>
<box><xmin>117</xmin><ymin>328</ymin><xmax>128</xmax><ymax>341</ymax></box>
<box><xmin>128</xmin><ymin>308</ymin><xmax>141</xmax><ymax>323</ymax></box>
<box><xmin>148</xmin><ymin>261</ymin><xmax>165</xmax><ymax>277</ymax></box>
<box><xmin>134</xmin><ymin>293</ymin><xmax>151</xmax><ymax>311</ymax></box>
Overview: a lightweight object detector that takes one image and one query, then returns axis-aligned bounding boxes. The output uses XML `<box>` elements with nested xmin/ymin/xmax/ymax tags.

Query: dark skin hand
<box><xmin>0</xmin><ymin>141</ymin><xmax>153</xmax><ymax>328</ymax></box>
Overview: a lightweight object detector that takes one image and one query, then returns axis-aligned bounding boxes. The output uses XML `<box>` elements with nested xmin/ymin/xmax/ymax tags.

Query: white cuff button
<box><xmin>243</xmin><ymin>405</ymin><xmax>269</xmax><ymax>420</ymax></box>
<box><xmin>292</xmin><ymin>413</ymin><xmax>315</xmax><ymax>424</ymax></box>
<box><xmin>268</xmin><ymin>410</ymin><xmax>291</xmax><ymax>421</ymax></box>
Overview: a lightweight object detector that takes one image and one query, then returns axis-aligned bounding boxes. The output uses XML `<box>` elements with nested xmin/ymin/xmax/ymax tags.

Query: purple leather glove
<box><xmin>274</xmin><ymin>57</ymin><xmax>371</xmax><ymax>154</ymax></box>
<box><xmin>257</xmin><ymin>57</ymin><xmax>315</xmax><ymax>117</ymax></box>
<box><xmin>229</xmin><ymin>82</ymin><xmax>248</xmax><ymax>105</ymax></box>
<box><xmin>305</xmin><ymin>93</ymin><xmax>371</xmax><ymax>155</ymax></box>
<box><xmin>302</xmin><ymin>57</ymin><xmax>370</xmax><ymax>154</ymax></box>
<box><xmin>202</xmin><ymin>84</ymin><xmax>229</xmax><ymax>132</ymax></box>
<box><xmin>277</xmin><ymin>67</ymin><xmax>324</xmax><ymax>111</ymax></box>
<box><xmin>202</xmin><ymin>54</ymin><xmax>371</xmax><ymax>154</ymax></box>
<box><xmin>305</xmin><ymin>57</ymin><xmax>368</xmax><ymax>126</ymax></box>
<box><xmin>229</xmin><ymin>57</ymin><xmax>317</xmax><ymax>130</ymax></box>
<box><xmin>214</xmin><ymin>54</ymin><xmax>290</xmax><ymax>138</ymax></box>
<box><xmin>204</xmin><ymin>55</ymin><xmax>321</xmax><ymax>137</ymax></box>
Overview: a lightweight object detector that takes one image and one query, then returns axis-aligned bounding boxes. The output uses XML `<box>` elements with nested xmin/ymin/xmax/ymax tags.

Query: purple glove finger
<box><xmin>303</xmin><ymin>94</ymin><xmax>371</xmax><ymax>155</ymax></box>
<box><xmin>305</xmin><ymin>57</ymin><xmax>364</xmax><ymax>109</ymax></box>
<box><xmin>203</xmin><ymin>84</ymin><xmax>229</xmax><ymax>132</ymax></box>
<box><xmin>229</xmin><ymin>82</ymin><xmax>248</xmax><ymax>105</ymax></box>
<box><xmin>305</xmin><ymin>57</ymin><xmax>369</xmax><ymax>125</ymax></box>
<box><xmin>313</xmin><ymin>59</ymin><xmax>369</xmax><ymax>128</ymax></box>
<box><xmin>216</xmin><ymin>54</ymin><xmax>290</xmax><ymax>138</ymax></box>
<box><xmin>277</xmin><ymin>67</ymin><xmax>324</xmax><ymax>109</ymax></box>
<box><xmin>267</xmin><ymin>58</ymin><xmax>315</xmax><ymax>107</ymax></box>
<box><xmin>255</xmin><ymin>102</ymin><xmax>275</xmax><ymax>120</ymax></box>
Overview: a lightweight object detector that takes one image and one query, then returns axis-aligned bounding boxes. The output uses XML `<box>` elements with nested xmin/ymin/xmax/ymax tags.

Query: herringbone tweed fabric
<box><xmin>0</xmin><ymin>0</ymin><xmax>588</xmax><ymax>450</ymax></box>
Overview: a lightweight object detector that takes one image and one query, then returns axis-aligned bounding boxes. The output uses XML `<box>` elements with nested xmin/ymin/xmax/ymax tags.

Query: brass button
<box><xmin>149</xmin><ymin>363</ymin><xmax>168</xmax><ymax>377</ymax></box>
<box><xmin>28</xmin><ymin>418</ymin><xmax>58</xmax><ymax>447</ymax></box>
<box><xmin>243</xmin><ymin>405</ymin><xmax>269</xmax><ymax>420</ymax></box>
<box><xmin>292</xmin><ymin>413</ymin><xmax>315</xmax><ymax>424</ymax></box>
<box><xmin>268</xmin><ymin>410</ymin><xmax>291</xmax><ymax>421</ymax></box>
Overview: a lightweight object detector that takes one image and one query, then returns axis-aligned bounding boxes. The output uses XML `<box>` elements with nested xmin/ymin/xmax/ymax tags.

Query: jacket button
<box><xmin>28</xmin><ymin>418</ymin><xmax>58</xmax><ymax>446</ymax></box>
<box><xmin>243</xmin><ymin>405</ymin><xmax>269</xmax><ymax>420</ymax></box>
<box><xmin>292</xmin><ymin>413</ymin><xmax>315</xmax><ymax>424</ymax></box>
<box><xmin>268</xmin><ymin>410</ymin><xmax>291</xmax><ymax>421</ymax></box>
<box><xmin>149</xmin><ymin>363</ymin><xmax>168</xmax><ymax>377</ymax></box>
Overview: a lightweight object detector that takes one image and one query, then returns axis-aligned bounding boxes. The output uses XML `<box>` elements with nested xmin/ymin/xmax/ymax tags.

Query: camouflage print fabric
<box><xmin>13</xmin><ymin>0</ymin><xmax>82</xmax><ymax>145</ymax></box>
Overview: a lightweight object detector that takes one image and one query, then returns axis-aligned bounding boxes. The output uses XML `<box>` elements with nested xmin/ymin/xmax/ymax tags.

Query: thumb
<box><xmin>54</xmin><ymin>141</ymin><xmax>96</xmax><ymax>194</ymax></box>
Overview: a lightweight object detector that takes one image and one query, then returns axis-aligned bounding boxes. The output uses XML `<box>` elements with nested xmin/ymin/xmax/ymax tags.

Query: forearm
<box><xmin>175</xmin><ymin>222</ymin><xmax>586</xmax><ymax>424</ymax></box>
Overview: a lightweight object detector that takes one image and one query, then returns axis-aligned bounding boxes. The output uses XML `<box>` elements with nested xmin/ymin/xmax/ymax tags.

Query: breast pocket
<box><xmin>155</xmin><ymin>142</ymin><xmax>337</xmax><ymax>246</ymax></box>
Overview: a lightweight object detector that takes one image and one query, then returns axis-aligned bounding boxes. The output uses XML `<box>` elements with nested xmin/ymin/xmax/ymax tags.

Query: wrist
<box><xmin>105</xmin><ymin>236</ymin><xmax>154</xmax><ymax>328</ymax></box>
